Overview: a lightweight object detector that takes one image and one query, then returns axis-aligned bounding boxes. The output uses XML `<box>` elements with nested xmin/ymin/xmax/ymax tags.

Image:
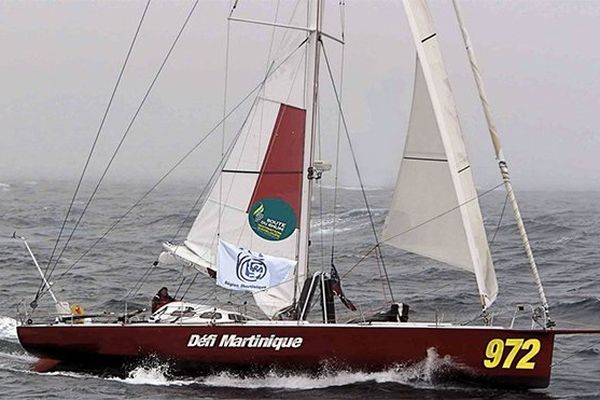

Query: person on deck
<box><xmin>151</xmin><ymin>287</ymin><xmax>175</xmax><ymax>313</ymax></box>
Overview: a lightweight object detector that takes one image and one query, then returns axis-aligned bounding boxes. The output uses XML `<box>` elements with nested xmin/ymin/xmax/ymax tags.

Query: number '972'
<box><xmin>483</xmin><ymin>338</ymin><xmax>541</xmax><ymax>369</ymax></box>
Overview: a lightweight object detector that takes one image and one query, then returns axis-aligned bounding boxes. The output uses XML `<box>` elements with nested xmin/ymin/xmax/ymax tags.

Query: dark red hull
<box><xmin>17</xmin><ymin>323</ymin><xmax>555</xmax><ymax>388</ymax></box>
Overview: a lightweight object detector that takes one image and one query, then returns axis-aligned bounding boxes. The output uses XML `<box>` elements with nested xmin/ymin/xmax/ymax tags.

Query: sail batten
<box><xmin>384</xmin><ymin>0</ymin><xmax>498</xmax><ymax>308</ymax></box>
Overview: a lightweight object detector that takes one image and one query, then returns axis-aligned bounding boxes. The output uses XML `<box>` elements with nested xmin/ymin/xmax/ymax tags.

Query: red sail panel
<box><xmin>248</xmin><ymin>104</ymin><xmax>306</xmax><ymax>221</ymax></box>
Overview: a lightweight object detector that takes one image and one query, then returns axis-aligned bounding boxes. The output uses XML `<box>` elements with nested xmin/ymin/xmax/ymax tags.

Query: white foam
<box><xmin>201</xmin><ymin>347</ymin><xmax>450</xmax><ymax>390</ymax></box>
<box><xmin>0</xmin><ymin>316</ymin><xmax>18</xmax><ymax>342</ymax></box>
<box><xmin>200</xmin><ymin>369</ymin><xmax>394</xmax><ymax>390</ymax></box>
<box><xmin>104</xmin><ymin>347</ymin><xmax>455</xmax><ymax>389</ymax></box>
<box><xmin>108</xmin><ymin>364</ymin><xmax>195</xmax><ymax>386</ymax></box>
<box><xmin>109</xmin><ymin>365</ymin><xmax>435</xmax><ymax>390</ymax></box>
<box><xmin>0</xmin><ymin>351</ymin><xmax>38</xmax><ymax>364</ymax></box>
<box><xmin>30</xmin><ymin>370</ymin><xmax>96</xmax><ymax>380</ymax></box>
<box><xmin>0</xmin><ymin>182</ymin><xmax>11</xmax><ymax>191</ymax></box>
<box><xmin>17</xmin><ymin>346</ymin><xmax>455</xmax><ymax>391</ymax></box>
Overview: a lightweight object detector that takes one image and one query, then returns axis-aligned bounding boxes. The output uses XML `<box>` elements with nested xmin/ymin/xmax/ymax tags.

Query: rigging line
<box><xmin>302</xmin><ymin>0</ymin><xmax>309</xmax><ymax>109</ymax></box>
<box><xmin>219</xmin><ymin>0</ymin><xmax>236</xmax><ymax>239</ymax></box>
<box><xmin>195</xmin><ymin>286</ymin><xmax>218</xmax><ymax>303</ymax></box>
<box><xmin>36</xmin><ymin>38</ymin><xmax>309</xmax><ymax>300</ymax></box>
<box><xmin>265</xmin><ymin>0</ymin><xmax>281</xmax><ymax>71</ymax></box>
<box><xmin>228</xmin><ymin>0</ymin><xmax>239</xmax><ymax>18</ymax></box>
<box><xmin>320</xmin><ymin>40</ymin><xmax>395</xmax><ymax>303</ymax></box>
<box><xmin>552</xmin><ymin>342</ymin><xmax>600</xmax><ymax>367</ymax></box>
<box><xmin>272</xmin><ymin>0</ymin><xmax>302</xmax><ymax>62</ymax></box>
<box><xmin>489</xmin><ymin>192</ymin><xmax>509</xmax><ymax>248</ymax></box>
<box><xmin>180</xmin><ymin>271</ymin><xmax>200</xmax><ymax>301</ymax></box>
<box><xmin>173</xmin><ymin>271</ymin><xmax>187</xmax><ymax>299</ymax></box>
<box><xmin>330</xmin><ymin>11</ymin><xmax>345</xmax><ymax>265</ymax></box>
<box><xmin>37</xmin><ymin>0</ymin><xmax>152</xmax><ymax>300</ymax></box>
<box><xmin>419</xmin><ymin>282</ymin><xmax>454</xmax><ymax>297</ymax></box>
<box><xmin>46</xmin><ymin>0</ymin><xmax>201</xmax><ymax>284</ymax></box>
<box><xmin>125</xmin><ymin>260</ymin><xmax>158</xmax><ymax>301</ymax></box>
<box><xmin>341</xmin><ymin>182</ymin><xmax>505</xmax><ymax>280</ymax></box>
<box><xmin>376</xmin><ymin>252</ymin><xmax>388</xmax><ymax>303</ymax></box>
<box><xmin>255</xmin><ymin>0</ymin><xmax>281</xmax><ymax>165</ymax></box>
<box><xmin>170</xmin><ymin>153</ymin><xmax>225</xmax><ymax>242</ymax></box>
<box><xmin>554</xmin><ymin>319</ymin><xmax>600</xmax><ymax>330</ymax></box>
<box><xmin>47</xmin><ymin>94</ymin><xmax>250</xmax><ymax>299</ymax></box>
<box><xmin>459</xmin><ymin>310</ymin><xmax>488</xmax><ymax>326</ymax></box>
<box><xmin>339</xmin><ymin>0</ymin><xmax>346</xmax><ymax>42</ymax></box>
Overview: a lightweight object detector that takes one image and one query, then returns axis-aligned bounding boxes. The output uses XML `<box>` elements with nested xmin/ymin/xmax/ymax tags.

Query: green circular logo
<box><xmin>248</xmin><ymin>198</ymin><xmax>297</xmax><ymax>241</ymax></box>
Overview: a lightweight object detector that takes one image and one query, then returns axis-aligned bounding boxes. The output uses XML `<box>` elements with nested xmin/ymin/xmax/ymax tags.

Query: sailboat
<box><xmin>14</xmin><ymin>0</ymin><xmax>597</xmax><ymax>389</ymax></box>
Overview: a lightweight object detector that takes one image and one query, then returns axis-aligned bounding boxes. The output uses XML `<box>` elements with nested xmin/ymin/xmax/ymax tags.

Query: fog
<box><xmin>1</xmin><ymin>0</ymin><xmax>599</xmax><ymax>190</ymax></box>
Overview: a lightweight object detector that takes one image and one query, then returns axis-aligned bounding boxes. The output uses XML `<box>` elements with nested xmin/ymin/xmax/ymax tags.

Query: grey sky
<box><xmin>1</xmin><ymin>0</ymin><xmax>599</xmax><ymax>190</ymax></box>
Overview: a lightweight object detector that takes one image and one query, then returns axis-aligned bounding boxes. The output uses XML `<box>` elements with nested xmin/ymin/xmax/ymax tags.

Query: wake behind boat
<box><xmin>13</xmin><ymin>0</ymin><xmax>600</xmax><ymax>390</ymax></box>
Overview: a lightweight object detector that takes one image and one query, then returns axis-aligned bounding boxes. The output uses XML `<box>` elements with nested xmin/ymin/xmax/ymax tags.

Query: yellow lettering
<box><xmin>502</xmin><ymin>338</ymin><xmax>524</xmax><ymax>368</ymax></box>
<box><xmin>516</xmin><ymin>339</ymin><xmax>541</xmax><ymax>370</ymax></box>
<box><xmin>484</xmin><ymin>338</ymin><xmax>541</xmax><ymax>370</ymax></box>
<box><xmin>484</xmin><ymin>338</ymin><xmax>504</xmax><ymax>368</ymax></box>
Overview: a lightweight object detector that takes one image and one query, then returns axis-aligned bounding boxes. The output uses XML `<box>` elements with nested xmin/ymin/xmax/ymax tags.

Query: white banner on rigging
<box><xmin>217</xmin><ymin>240</ymin><xmax>296</xmax><ymax>292</ymax></box>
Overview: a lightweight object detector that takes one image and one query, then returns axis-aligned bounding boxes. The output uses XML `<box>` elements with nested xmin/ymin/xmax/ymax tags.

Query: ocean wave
<box><xmin>576</xmin><ymin>347</ymin><xmax>600</xmax><ymax>357</ymax></box>
<box><xmin>553</xmin><ymin>298</ymin><xmax>600</xmax><ymax>321</ymax></box>
<box><xmin>0</xmin><ymin>350</ymin><xmax>38</xmax><ymax>364</ymax></box>
<box><xmin>0</xmin><ymin>316</ymin><xmax>18</xmax><ymax>342</ymax></box>
<box><xmin>524</xmin><ymin>219</ymin><xmax>576</xmax><ymax>236</ymax></box>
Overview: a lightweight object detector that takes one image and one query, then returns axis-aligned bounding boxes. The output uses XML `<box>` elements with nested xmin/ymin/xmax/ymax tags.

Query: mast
<box><xmin>451</xmin><ymin>0</ymin><xmax>553</xmax><ymax>327</ymax></box>
<box><xmin>296</xmin><ymin>0</ymin><xmax>323</xmax><ymax>306</ymax></box>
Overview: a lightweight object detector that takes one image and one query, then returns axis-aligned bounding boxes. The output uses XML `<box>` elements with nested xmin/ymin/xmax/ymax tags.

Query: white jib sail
<box><xmin>383</xmin><ymin>0</ymin><xmax>497</xmax><ymax>308</ymax></box>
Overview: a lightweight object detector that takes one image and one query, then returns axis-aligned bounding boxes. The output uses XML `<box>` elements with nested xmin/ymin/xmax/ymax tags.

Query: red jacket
<box><xmin>151</xmin><ymin>293</ymin><xmax>174</xmax><ymax>313</ymax></box>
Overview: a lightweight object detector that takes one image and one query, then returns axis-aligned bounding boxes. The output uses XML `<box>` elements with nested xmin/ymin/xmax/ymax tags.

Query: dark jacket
<box><xmin>151</xmin><ymin>288</ymin><xmax>175</xmax><ymax>313</ymax></box>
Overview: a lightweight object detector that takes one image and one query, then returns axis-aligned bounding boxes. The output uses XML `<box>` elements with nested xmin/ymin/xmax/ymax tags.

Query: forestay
<box><xmin>383</xmin><ymin>0</ymin><xmax>497</xmax><ymax>308</ymax></box>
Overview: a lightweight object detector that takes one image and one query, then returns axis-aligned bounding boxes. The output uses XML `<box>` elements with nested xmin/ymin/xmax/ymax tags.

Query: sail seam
<box><xmin>457</xmin><ymin>165</ymin><xmax>471</xmax><ymax>173</ymax></box>
<box><xmin>421</xmin><ymin>33</ymin><xmax>437</xmax><ymax>43</ymax></box>
<box><xmin>261</xmin><ymin>96</ymin><xmax>306</xmax><ymax>111</ymax></box>
<box><xmin>404</xmin><ymin>156</ymin><xmax>447</xmax><ymax>162</ymax></box>
<box><xmin>222</xmin><ymin>169</ymin><xmax>302</xmax><ymax>174</ymax></box>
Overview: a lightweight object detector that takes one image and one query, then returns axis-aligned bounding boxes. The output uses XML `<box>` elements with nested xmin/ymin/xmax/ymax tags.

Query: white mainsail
<box><xmin>383</xmin><ymin>0</ymin><xmax>497</xmax><ymax>308</ymax></box>
<box><xmin>163</xmin><ymin>41</ymin><xmax>310</xmax><ymax>317</ymax></box>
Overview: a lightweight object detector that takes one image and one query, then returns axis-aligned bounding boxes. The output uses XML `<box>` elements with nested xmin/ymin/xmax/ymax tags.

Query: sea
<box><xmin>0</xmin><ymin>180</ymin><xmax>599</xmax><ymax>399</ymax></box>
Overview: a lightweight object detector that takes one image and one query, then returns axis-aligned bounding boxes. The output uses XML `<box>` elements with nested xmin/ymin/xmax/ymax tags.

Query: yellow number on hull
<box><xmin>483</xmin><ymin>338</ymin><xmax>504</xmax><ymax>368</ymax></box>
<box><xmin>516</xmin><ymin>339</ymin><xmax>541</xmax><ymax>370</ymax></box>
<box><xmin>484</xmin><ymin>338</ymin><xmax>541</xmax><ymax>369</ymax></box>
<box><xmin>502</xmin><ymin>338</ymin><xmax>524</xmax><ymax>368</ymax></box>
